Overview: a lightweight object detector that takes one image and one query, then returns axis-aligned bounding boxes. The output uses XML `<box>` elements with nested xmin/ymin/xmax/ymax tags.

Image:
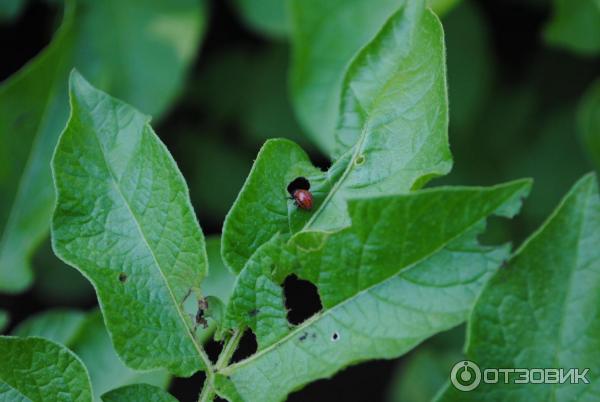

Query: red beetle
<box><xmin>292</xmin><ymin>189</ymin><xmax>313</xmax><ymax>210</ymax></box>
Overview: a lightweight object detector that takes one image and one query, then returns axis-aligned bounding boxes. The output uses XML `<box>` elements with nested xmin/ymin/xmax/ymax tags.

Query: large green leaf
<box><xmin>290</xmin><ymin>0</ymin><xmax>405</xmax><ymax>153</ymax></box>
<box><xmin>52</xmin><ymin>71</ymin><xmax>210</xmax><ymax>376</ymax></box>
<box><xmin>579</xmin><ymin>79</ymin><xmax>600</xmax><ymax>170</ymax></box>
<box><xmin>545</xmin><ymin>0</ymin><xmax>600</xmax><ymax>55</ymax></box>
<box><xmin>0</xmin><ymin>0</ymin><xmax>205</xmax><ymax>293</ymax></box>
<box><xmin>223</xmin><ymin>2</ymin><xmax>451</xmax><ymax>273</ymax></box>
<box><xmin>13</xmin><ymin>309</ymin><xmax>170</xmax><ymax>402</ymax></box>
<box><xmin>0</xmin><ymin>336</ymin><xmax>92</xmax><ymax>401</ymax></box>
<box><xmin>437</xmin><ymin>173</ymin><xmax>600</xmax><ymax>401</ymax></box>
<box><xmin>101</xmin><ymin>384</ymin><xmax>178</xmax><ymax>402</ymax></box>
<box><xmin>215</xmin><ymin>179</ymin><xmax>531</xmax><ymax>401</ymax></box>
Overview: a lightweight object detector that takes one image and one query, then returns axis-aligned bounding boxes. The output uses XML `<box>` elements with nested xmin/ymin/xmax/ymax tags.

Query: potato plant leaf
<box><xmin>223</xmin><ymin>1</ymin><xmax>451</xmax><ymax>273</ymax></box>
<box><xmin>437</xmin><ymin>173</ymin><xmax>600</xmax><ymax>401</ymax></box>
<box><xmin>0</xmin><ymin>336</ymin><xmax>92</xmax><ymax>401</ymax></box>
<box><xmin>0</xmin><ymin>0</ymin><xmax>205</xmax><ymax>293</ymax></box>
<box><xmin>101</xmin><ymin>384</ymin><xmax>178</xmax><ymax>402</ymax></box>
<box><xmin>216</xmin><ymin>179</ymin><xmax>531</xmax><ymax>401</ymax></box>
<box><xmin>52</xmin><ymin>71</ymin><xmax>210</xmax><ymax>376</ymax></box>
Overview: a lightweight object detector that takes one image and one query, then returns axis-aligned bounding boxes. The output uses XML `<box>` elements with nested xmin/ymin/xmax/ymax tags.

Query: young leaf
<box><xmin>101</xmin><ymin>384</ymin><xmax>178</xmax><ymax>402</ymax></box>
<box><xmin>216</xmin><ymin>179</ymin><xmax>531</xmax><ymax>401</ymax></box>
<box><xmin>13</xmin><ymin>309</ymin><xmax>170</xmax><ymax>402</ymax></box>
<box><xmin>0</xmin><ymin>336</ymin><xmax>93</xmax><ymax>401</ymax></box>
<box><xmin>545</xmin><ymin>0</ymin><xmax>600</xmax><ymax>55</ymax></box>
<box><xmin>223</xmin><ymin>1</ymin><xmax>451</xmax><ymax>272</ymax></box>
<box><xmin>0</xmin><ymin>0</ymin><xmax>205</xmax><ymax>293</ymax></box>
<box><xmin>52</xmin><ymin>71</ymin><xmax>210</xmax><ymax>376</ymax></box>
<box><xmin>578</xmin><ymin>79</ymin><xmax>600</xmax><ymax>170</ymax></box>
<box><xmin>437</xmin><ymin>173</ymin><xmax>600</xmax><ymax>401</ymax></box>
<box><xmin>290</xmin><ymin>0</ymin><xmax>407</xmax><ymax>153</ymax></box>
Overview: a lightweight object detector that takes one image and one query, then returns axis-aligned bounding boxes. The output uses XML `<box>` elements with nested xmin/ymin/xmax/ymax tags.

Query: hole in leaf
<box><xmin>283</xmin><ymin>274</ymin><xmax>322</xmax><ymax>325</ymax></box>
<box><xmin>331</xmin><ymin>331</ymin><xmax>340</xmax><ymax>342</ymax></box>
<box><xmin>169</xmin><ymin>370</ymin><xmax>204</xmax><ymax>401</ymax></box>
<box><xmin>118</xmin><ymin>273</ymin><xmax>127</xmax><ymax>283</ymax></box>
<box><xmin>287</xmin><ymin>177</ymin><xmax>310</xmax><ymax>195</ymax></box>
<box><xmin>354</xmin><ymin>155</ymin><xmax>365</xmax><ymax>166</ymax></box>
<box><xmin>230</xmin><ymin>329</ymin><xmax>257</xmax><ymax>364</ymax></box>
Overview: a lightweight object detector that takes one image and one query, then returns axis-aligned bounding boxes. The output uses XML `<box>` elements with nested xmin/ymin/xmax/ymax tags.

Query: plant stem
<box><xmin>197</xmin><ymin>377</ymin><xmax>215</xmax><ymax>402</ymax></box>
<box><xmin>197</xmin><ymin>329</ymin><xmax>243</xmax><ymax>402</ymax></box>
<box><xmin>216</xmin><ymin>329</ymin><xmax>243</xmax><ymax>370</ymax></box>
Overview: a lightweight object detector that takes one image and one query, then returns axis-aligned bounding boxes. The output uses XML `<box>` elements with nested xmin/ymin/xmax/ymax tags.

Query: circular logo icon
<box><xmin>450</xmin><ymin>360</ymin><xmax>481</xmax><ymax>392</ymax></box>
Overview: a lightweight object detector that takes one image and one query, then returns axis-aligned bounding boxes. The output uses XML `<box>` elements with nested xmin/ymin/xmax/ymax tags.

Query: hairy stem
<box><xmin>197</xmin><ymin>377</ymin><xmax>215</xmax><ymax>402</ymax></box>
<box><xmin>216</xmin><ymin>329</ymin><xmax>244</xmax><ymax>370</ymax></box>
<box><xmin>197</xmin><ymin>329</ymin><xmax>244</xmax><ymax>402</ymax></box>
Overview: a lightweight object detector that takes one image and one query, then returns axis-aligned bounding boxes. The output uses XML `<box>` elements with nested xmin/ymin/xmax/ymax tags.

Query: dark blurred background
<box><xmin>1</xmin><ymin>0</ymin><xmax>598</xmax><ymax>401</ymax></box>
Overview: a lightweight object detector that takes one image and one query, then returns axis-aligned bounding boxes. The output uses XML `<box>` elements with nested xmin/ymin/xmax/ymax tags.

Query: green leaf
<box><xmin>216</xmin><ymin>179</ymin><xmax>531</xmax><ymax>401</ymax></box>
<box><xmin>0</xmin><ymin>336</ymin><xmax>92</xmax><ymax>401</ymax></box>
<box><xmin>544</xmin><ymin>0</ymin><xmax>600</xmax><ymax>55</ymax></box>
<box><xmin>0</xmin><ymin>311</ymin><xmax>8</xmax><ymax>333</ymax></box>
<box><xmin>101</xmin><ymin>384</ymin><xmax>178</xmax><ymax>402</ymax></box>
<box><xmin>52</xmin><ymin>71</ymin><xmax>210</xmax><ymax>376</ymax></box>
<box><xmin>13</xmin><ymin>309</ymin><xmax>86</xmax><ymax>345</ymax></box>
<box><xmin>223</xmin><ymin>2</ymin><xmax>451</xmax><ymax>273</ymax></box>
<box><xmin>231</xmin><ymin>0</ymin><xmax>289</xmax><ymax>38</ymax></box>
<box><xmin>578</xmin><ymin>79</ymin><xmax>600</xmax><ymax>169</ymax></box>
<box><xmin>0</xmin><ymin>0</ymin><xmax>205</xmax><ymax>292</ymax></box>
<box><xmin>13</xmin><ymin>309</ymin><xmax>170</xmax><ymax>402</ymax></box>
<box><xmin>437</xmin><ymin>173</ymin><xmax>600</xmax><ymax>401</ymax></box>
<box><xmin>290</xmin><ymin>0</ymin><xmax>406</xmax><ymax>153</ymax></box>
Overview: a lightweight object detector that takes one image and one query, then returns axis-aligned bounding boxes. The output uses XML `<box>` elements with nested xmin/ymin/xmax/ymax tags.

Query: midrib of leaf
<box><xmin>222</xmin><ymin>185</ymin><xmax>523</xmax><ymax>373</ymax></box>
<box><xmin>304</xmin><ymin>7</ymin><xmax>440</xmax><ymax>229</ymax></box>
<box><xmin>0</xmin><ymin>5</ymin><xmax>73</xmax><ymax>267</ymax></box>
<box><xmin>549</xmin><ymin>178</ymin><xmax>592</xmax><ymax>400</ymax></box>
<box><xmin>304</xmin><ymin>57</ymin><xmax>410</xmax><ymax>229</ymax></box>
<box><xmin>88</xmin><ymin>120</ymin><xmax>212</xmax><ymax>372</ymax></box>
